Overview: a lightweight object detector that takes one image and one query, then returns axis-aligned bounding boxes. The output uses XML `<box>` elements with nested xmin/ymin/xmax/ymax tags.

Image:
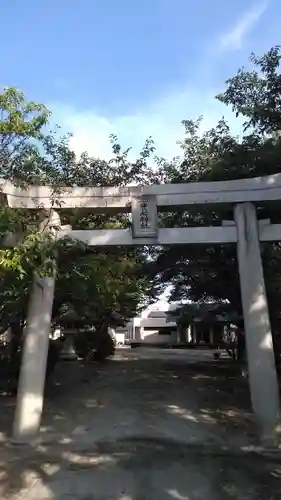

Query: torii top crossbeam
<box><xmin>2</xmin><ymin>173</ymin><xmax>281</xmax><ymax>246</ymax></box>
<box><xmin>1</xmin><ymin>173</ymin><xmax>281</xmax><ymax>210</ymax></box>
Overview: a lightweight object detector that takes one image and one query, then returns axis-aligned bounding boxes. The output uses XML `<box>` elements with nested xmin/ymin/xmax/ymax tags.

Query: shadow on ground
<box><xmin>0</xmin><ymin>349</ymin><xmax>280</xmax><ymax>499</ymax></box>
<box><xmin>1</xmin><ymin>435</ymin><xmax>281</xmax><ymax>499</ymax></box>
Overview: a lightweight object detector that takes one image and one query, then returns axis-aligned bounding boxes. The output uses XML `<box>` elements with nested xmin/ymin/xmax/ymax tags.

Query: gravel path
<box><xmin>0</xmin><ymin>348</ymin><xmax>280</xmax><ymax>499</ymax></box>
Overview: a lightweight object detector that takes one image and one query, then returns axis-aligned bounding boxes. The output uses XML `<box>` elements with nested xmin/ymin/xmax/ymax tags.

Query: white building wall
<box><xmin>130</xmin><ymin>310</ymin><xmax>177</xmax><ymax>345</ymax></box>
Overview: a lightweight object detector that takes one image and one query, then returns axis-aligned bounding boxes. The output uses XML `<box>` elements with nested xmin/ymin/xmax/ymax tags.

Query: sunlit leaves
<box><xmin>216</xmin><ymin>46</ymin><xmax>281</xmax><ymax>134</ymax></box>
<box><xmin>150</xmin><ymin>46</ymin><xmax>281</xmax><ymax>330</ymax></box>
<box><xmin>0</xmin><ymin>87</ymin><xmax>156</xmax><ymax>332</ymax></box>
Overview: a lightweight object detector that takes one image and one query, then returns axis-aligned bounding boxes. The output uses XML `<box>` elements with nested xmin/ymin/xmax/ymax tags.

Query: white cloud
<box><xmin>50</xmin><ymin>5</ymin><xmax>256</xmax><ymax>163</ymax></box>
<box><xmin>219</xmin><ymin>1</ymin><xmax>269</xmax><ymax>51</ymax></box>
<box><xmin>51</xmin><ymin>87</ymin><xmax>243</xmax><ymax>162</ymax></box>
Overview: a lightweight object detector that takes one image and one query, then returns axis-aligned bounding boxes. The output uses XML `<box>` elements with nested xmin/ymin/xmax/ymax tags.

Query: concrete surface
<box><xmin>1</xmin><ymin>348</ymin><xmax>280</xmax><ymax>499</ymax></box>
<box><xmin>5</xmin><ymin>172</ymin><xmax>281</xmax><ymax>209</ymax></box>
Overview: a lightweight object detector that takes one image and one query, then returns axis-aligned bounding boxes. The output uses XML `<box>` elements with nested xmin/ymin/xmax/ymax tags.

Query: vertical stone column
<box><xmin>171</xmin><ymin>328</ymin><xmax>178</xmax><ymax>345</ymax></box>
<box><xmin>186</xmin><ymin>325</ymin><xmax>192</xmax><ymax>344</ymax></box>
<box><xmin>176</xmin><ymin>325</ymin><xmax>182</xmax><ymax>344</ymax></box>
<box><xmin>134</xmin><ymin>326</ymin><xmax>141</xmax><ymax>341</ymax></box>
<box><xmin>234</xmin><ymin>203</ymin><xmax>280</xmax><ymax>438</ymax></box>
<box><xmin>13</xmin><ymin>210</ymin><xmax>61</xmax><ymax>442</ymax></box>
<box><xmin>209</xmin><ymin>327</ymin><xmax>214</xmax><ymax>345</ymax></box>
<box><xmin>192</xmin><ymin>323</ymin><xmax>198</xmax><ymax>344</ymax></box>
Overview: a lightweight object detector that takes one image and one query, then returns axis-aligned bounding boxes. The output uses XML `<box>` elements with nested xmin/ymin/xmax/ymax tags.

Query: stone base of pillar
<box><xmin>60</xmin><ymin>335</ymin><xmax>77</xmax><ymax>360</ymax></box>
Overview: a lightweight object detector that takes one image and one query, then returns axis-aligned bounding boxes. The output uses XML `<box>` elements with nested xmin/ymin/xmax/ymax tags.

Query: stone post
<box><xmin>176</xmin><ymin>325</ymin><xmax>182</xmax><ymax>344</ymax></box>
<box><xmin>193</xmin><ymin>323</ymin><xmax>198</xmax><ymax>344</ymax></box>
<box><xmin>13</xmin><ymin>210</ymin><xmax>61</xmax><ymax>442</ymax></box>
<box><xmin>186</xmin><ymin>325</ymin><xmax>192</xmax><ymax>343</ymax></box>
<box><xmin>171</xmin><ymin>328</ymin><xmax>178</xmax><ymax>345</ymax></box>
<box><xmin>234</xmin><ymin>203</ymin><xmax>280</xmax><ymax>438</ymax></box>
<box><xmin>134</xmin><ymin>326</ymin><xmax>141</xmax><ymax>341</ymax></box>
<box><xmin>209</xmin><ymin>327</ymin><xmax>214</xmax><ymax>345</ymax></box>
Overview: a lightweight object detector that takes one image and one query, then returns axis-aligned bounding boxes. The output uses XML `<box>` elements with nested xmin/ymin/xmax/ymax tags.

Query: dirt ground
<box><xmin>0</xmin><ymin>348</ymin><xmax>281</xmax><ymax>499</ymax></box>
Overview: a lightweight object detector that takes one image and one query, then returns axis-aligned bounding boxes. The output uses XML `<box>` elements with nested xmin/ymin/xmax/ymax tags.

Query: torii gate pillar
<box><xmin>12</xmin><ymin>211</ymin><xmax>61</xmax><ymax>442</ymax></box>
<box><xmin>234</xmin><ymin>203</ymin><xmax>280</xmax><ymax>440</ymax></box>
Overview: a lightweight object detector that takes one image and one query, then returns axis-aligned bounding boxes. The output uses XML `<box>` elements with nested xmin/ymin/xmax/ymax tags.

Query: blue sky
<box><xmin>1</xmin><ymin>0</ymin><xmax>280</xmax><ymax>160</ymax></box>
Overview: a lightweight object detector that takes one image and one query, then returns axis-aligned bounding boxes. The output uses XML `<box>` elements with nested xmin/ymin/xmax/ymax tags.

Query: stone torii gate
<box><xmin>2</xmin><ymin>173</ymin><xmax>281</xmax><ymax>442</ymax></box>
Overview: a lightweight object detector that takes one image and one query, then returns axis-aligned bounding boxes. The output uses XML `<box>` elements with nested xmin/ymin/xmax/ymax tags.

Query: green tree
<box><xmin>151</xmin><ymin>47</ymin><xmax>281</xmax><ymax>341</ymax></box>
<box><xmin>0</xmin><ymin>87</ymin><xmax>50</xmax><ymax>184</ymax></box>
<box><xmin>0</xmin><ymin>88</ymin><xmax>155</xmax><ymax>347</ymax></box>
<box><xmin>216</xmin><ymin>45</ymin><xmax>281</xmax><ymax>134</ymax></box>
<box><xmin>54</xmin><ymin>248</ymin><xmax>150</xmax><ymax>329</ymax></box>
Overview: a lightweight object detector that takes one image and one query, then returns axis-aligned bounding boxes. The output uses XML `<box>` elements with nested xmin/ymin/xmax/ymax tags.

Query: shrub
<box><xmin>0</xmin><ymin>339</ymin><xmax>61</xmax><ymax>395</ymax></box>
<box><xmin>74</xmin><ymin>329</ymin><xmax>115</xmax><ymax>362</ymax></box>
<box><xmin>93</xmin><ymin>333</ymin><xmax>115</xmax><ymax>362</ymax></box>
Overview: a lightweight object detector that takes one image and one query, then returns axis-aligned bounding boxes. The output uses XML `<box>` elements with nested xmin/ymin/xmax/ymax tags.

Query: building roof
<box><xmin>168</xmin><ymin>302</ymin><xmax>240</xmax><ymax>325</ymax></box>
